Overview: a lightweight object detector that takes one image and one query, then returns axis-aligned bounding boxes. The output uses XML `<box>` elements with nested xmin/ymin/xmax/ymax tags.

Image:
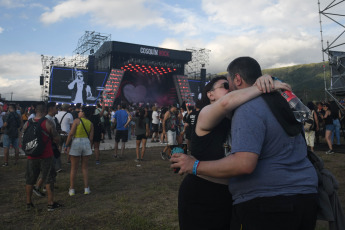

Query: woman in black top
<box><xmin>177</xmin><ymin>75</ymin><xmax>291</xmax><ymax>229</ymax></box>
<box><xmin>321</xmin><ymin>103</ymin><xmax>335</xmax><ymax>154</ymax></box>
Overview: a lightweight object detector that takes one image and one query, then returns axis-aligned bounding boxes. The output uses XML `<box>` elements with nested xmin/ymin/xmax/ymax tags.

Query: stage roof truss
<box><xmin>318</xmin><ymin>0</ymin><xmax>345</xmax><ymax>99</ymax></box>
<box><xmin>73</xmin><ymin>31</ymin><xmax>111</xmax><ymax>56</ymax></box>
<box><xmin>185</xmin><ymin>48</ymin><xmax>210</xmax><ymax>78</ymax></box>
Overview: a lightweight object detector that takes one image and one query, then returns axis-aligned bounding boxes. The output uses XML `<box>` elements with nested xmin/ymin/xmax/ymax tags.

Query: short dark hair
<box><xmin>8</xmin><ymin>103</ymin><xmax>16</xmax><ymax>110</ymax></box>
<box><xmin>121</xmin><ymin>102</ymin><xmax>127</xmax><ymax>109</ymax></box>
<box><xmin>227</xmin><ymin>56</ymin><xmax>262</xmax><ymax>85</ymax></box>
<box><xmin>83</xmin><ymin>106</ymin><xmax>95</xmax><ymax>119</ymax></box>
<box><xmin>47</xmin><ymin>102</ymin><xmax>56</xmax><ymax>111</ymax></box>
<box><xmin>35</xmin><ymin>101</ymin><xmax>47</xmax><ymax>114</ymax></box>
<box><xmin>199</xmin><ymin>76</ymin><xmax>227</xmax><ymax>109</ymax></box>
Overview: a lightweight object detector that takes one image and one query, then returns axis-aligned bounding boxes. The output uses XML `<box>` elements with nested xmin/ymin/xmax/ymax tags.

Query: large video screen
<box><xmin>113</xmin><ymin>71</ymin><xmax>177</xmax><ymax>106</ymax></box>
<box><xmin>49</xmin><ymin>67</ymin><xmax>108</xmax><ymax>105</ymax></box>
<box><xmin>188</xmin><ymin>79</ymin><xmax>203</xmax><ymax>101</ymax></box>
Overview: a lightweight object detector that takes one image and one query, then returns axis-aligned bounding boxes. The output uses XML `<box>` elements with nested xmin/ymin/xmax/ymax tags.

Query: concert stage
<box><xmin>48</xmin><ymin>41</ymin><xmax>196</xmax><ymax>107</ymax></box>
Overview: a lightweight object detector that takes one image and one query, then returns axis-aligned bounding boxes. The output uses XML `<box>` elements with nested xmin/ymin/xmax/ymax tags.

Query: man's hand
<box><xmin>170</xmin><ymin>153</ymin><xmax>196</xmax><ymax>175</ymax></box>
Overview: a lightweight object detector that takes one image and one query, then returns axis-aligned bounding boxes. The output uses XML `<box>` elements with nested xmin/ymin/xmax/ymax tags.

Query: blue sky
<box><xmin>1</xmin><ymin>0</ymin><xmax>345</xmax><ymax>100</ymax></box>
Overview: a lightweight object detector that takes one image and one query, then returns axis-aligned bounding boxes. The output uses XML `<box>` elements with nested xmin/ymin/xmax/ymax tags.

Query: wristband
<box><xmin>192</xmin><ymin>160</ymin><xmax>200</xmax><ymax>175</ymax></box>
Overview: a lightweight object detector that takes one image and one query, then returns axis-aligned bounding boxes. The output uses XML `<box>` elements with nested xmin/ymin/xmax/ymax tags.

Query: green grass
<box><xmin>0</xmin><ymin>146</ymin><xmax>344</xmax><ymax>229</ymax></box>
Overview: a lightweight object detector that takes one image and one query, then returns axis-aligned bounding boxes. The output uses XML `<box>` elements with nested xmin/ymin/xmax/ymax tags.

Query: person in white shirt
<box><xmin>151</xmin><ymin>106</ymin><xmax>160</xmax><ymax>142</ymax></box>
<box><xmin>55</xmin><ymin>104</ymin><xmax>74</xmax><ymax>162</ymax></box>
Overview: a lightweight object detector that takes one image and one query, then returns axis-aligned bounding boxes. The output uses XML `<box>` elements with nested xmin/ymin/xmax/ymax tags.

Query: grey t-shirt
<box><xmin>132</xmin><ymin>117</ymin><xmax>149</xmax><ymax>136</ymax></box>
<box><xmin>229</xmin><ymin>96</ymin><xmax>318</xmax><ymax>205</ymax></box>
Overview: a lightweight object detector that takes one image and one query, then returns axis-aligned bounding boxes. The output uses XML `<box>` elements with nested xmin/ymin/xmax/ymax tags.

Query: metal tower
<box><xmin>185</xmin><ymin>48</ymin><xmax>211</xmax><ymax>78</ymax></box>
<box><xmin>318</xmin><ymin>0</ymin><xmax>345</xmax><ymax>107</ymax></box>
<box><xmin>73</xmin><ymin>31</ymin><xmax>111</xmax><ymax>55</ymax></box>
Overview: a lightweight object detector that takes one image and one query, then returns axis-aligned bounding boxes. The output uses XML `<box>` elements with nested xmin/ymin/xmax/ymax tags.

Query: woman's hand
<box><xmin>254</xmin><ymin>74</ymin><xmax>292</xmax><ymax>93</ymax></box>
<box><xmin>273</xmin><ymin>80</ymin><xmax>291</xmax><ymax>92</ymax></box>
<box><xmin>254</xmin><ymin>74</ymin><xmax>274</xmax><ymax>93</ymax></box>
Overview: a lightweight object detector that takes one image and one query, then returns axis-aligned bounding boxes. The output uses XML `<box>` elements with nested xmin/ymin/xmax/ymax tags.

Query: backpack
<box><xmin>304</xmin><ymin>111</ymin><xmax>315</xmax><ymax>132</ymax></box>
<box><xmin>6</xmin><ymin>112</ymin><xmax>20</xmax><ymax>138</ymax></box>
<box><xmin>22</xmin><ymin>117</ymin><xmax>48</xmax><ymax>157</ymax></box>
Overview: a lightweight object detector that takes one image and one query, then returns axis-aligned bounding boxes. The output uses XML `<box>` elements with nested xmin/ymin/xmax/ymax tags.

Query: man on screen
<box><xmin>68</xmin><ymin>69</ymin><xmax>92</xmax><ymax>104</ymax></box>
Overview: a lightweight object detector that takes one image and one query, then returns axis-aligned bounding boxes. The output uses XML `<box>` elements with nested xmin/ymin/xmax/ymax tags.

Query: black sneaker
<box><xmin>26</xmin><ymin>203</ymin><xmax>34</xmax><ymax>211</ymax></box>
<box><xmin>33</xmin><ymin>187</ymin><xmax>45</xmax><ymax>197</ymax></box>
<box><xmin>47</xmin><ymin>202</ymin><xmax>63</xmax><ymax>211</ymax></box>
<box><xmin>2</xmin><ymin>162</ymin><xmax>8</xmax><ymax>167</ymax></box>
<box><xmin>326</xmin><ymin>149</ymin><xmax>335</xmax><ymax>155</ymax></box>
<box><xmin>161</xmin><ymin>152</ymin><xmax>166</xmax><ymax>160</ymax></box>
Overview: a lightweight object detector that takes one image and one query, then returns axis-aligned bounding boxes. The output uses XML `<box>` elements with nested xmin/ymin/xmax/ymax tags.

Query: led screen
<box><xmin>113</xmin><ymin>71</ymin><xmax>177</xmax><ymax>106</ymax></box>
<box><xmin>49</xmin><ymin>67</ymin><xmax>108</xmax><ymax>105</ymax></box>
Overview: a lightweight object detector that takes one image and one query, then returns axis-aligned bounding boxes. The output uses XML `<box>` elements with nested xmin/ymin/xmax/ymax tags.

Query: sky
<box><xmin>1</xmin><ymin>0</ymin><xmax>345</xmax><ymax>101</ymax></box>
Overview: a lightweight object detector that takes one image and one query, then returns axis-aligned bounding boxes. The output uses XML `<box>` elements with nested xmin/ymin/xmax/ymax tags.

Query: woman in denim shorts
<box><xmin>65</xmin><ymin>106</ymin><xmax>94</xmax><ymax>196</ymax></box>
<box><xmin>321</xmin><ymin>103</ymin><xmax>335</xmax><ymax>154</ymax></box>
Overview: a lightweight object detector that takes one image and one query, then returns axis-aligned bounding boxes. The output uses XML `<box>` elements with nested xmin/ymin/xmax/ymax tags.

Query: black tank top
<box><xmin>324</xmin><ymin>111</ymin><xmax>333</xmax><ymax>125</ymax></box>
<box><xmin>191</xmin><ymin>118</ymin><xmax>231</xmax><ymax>161</ymax></box>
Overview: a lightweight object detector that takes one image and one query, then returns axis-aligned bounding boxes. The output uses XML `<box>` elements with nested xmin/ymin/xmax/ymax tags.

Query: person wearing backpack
<box><xmin>304</xmin><ymin>102</ymin><xmax>319</xmax><ymax>152</ymax></box>
<box><xmin>2</xmin><ymin>103</ymin><xmax>21</xmax><ymax>166</ymax></box>
<box><xmin>23</xmin><ymin>101</ymin><xmax>62</xmax><ymax>211</ymax></box>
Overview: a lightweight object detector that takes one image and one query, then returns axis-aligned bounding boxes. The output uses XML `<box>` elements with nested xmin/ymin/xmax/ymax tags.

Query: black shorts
<box><xmin>115</xmin><ymin>130</ymin><xmax>128</xmax><ymax>143</ymax></box>
<box><xmin>26</xmin><ymin>157</ymin><xmax>56</xmax><ymax>185</ymax></box>
<box><xmin>152</xmin><ymin>124</ymin><xmax>159</xmax><ymax>132</ymax></box>
<box><xmin>93</xmin><ymin>127</ymin><xmax>102</xmax><ymax>142</ymax></box>
<box><xmin>136</xmin><ymin>134</ymin><xmax>147</xmax><ymax>140</ymax></box>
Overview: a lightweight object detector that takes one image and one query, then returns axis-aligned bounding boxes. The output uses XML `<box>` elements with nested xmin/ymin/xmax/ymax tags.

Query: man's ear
<box><xmin>234</xmin><ymin>73</ymin><xmax>243</xmax><ymax>87</ymax></box>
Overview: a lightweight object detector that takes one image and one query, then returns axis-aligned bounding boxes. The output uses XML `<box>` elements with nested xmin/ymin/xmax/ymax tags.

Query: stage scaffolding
<box><xmin>40</xmin><ymin>55</ymin><xmax>88</xmax><ymax>101</ymax></box>
<box><xmin>185</xmin><ymin>48</ymin><xmax>211</xmax><ymax>79</ymax></box>
<box><xmin>318</xmin><ymin>0</ymin><xmax>345</xmax><ymax>110</ymax></box>
<box><xmin>74</xmin><ymin>31</ymin><xmax>111</xmax><ymax>56</ymax></box>
<box><xmin>40</xmin><ymin>31</ymin><xmax>111</xmax><ymax>101</ymax></box>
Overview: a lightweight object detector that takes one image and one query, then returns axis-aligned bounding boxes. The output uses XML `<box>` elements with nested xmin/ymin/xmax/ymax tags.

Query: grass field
<box><xmin>1</xmin><ymin>146</ymin><xmax>344</xmax><ymax>230</ymax></box>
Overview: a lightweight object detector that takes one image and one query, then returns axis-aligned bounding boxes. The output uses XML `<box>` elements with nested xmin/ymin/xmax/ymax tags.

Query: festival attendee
<box><xmin>183</xmin><ymin>102</ymin><xmax>201</xmax><ymax>152</ymax></box>
<box><xmin>24</xmin><ymin>101</ymin><xmax>62</xmax><ymax>211</ymax></box>
<box><xmin>171</xmin><ymin>56</ymin><xmax>318</xmax><ymax>230</ymax></box>
<box><xmin>21</xmin><ymin>107</ymin><xmax>29</xmax><ymax>125</ymax></box>
<box><xmin>65</xmin><ymin>106</ymin><xmax>94</xmax><ymax>196</ymax></box>
<box><xmin>0</xmin><ymin>102</ymin><xmax>5</xmax><ymax>148</ymax></box>
<box><xmin>132</xmin><ymin>108</ymin><xmax>150</xmax><ymax>162</ymax></box>
<box><xmin>2</xmin><ymin>103</ymin><xmax>21</xmax><ymax>166</ymax></box>
<box><xmin>161</xmin><ymin>104</ymin><xmax>178</xmax><ymax>160</ymax></box>
<box><xmin>90</xmin><ymin>102</ymin><xmax>105</xmax><ymax>165</ymax></box>
<box><xmin>175</xmin><ymin>74</ymin><xmax>290</xmax><ymax>230</ymax></box>
<box><xmin>159</xmin><ymin>106</ymin><xmax>168</xmax><ymax>144</ymax></box>
<box><xmin>95</xmin><ymin>103</ymin><xmax>106</xmax><ymax>142</ymax></box>
<box><xmin>330</xmin><ymin>101</ymin><xmax>342</xmax><ymax>146</ymax></box>
<box><xmin>103</xmin><ymin>107</ymin><xmax>112</xmax><ymax>140</ymax></box>
<box><xmin>71</xmin><ymin>103</ymin><xmax>82</xmax><ymax>120</ymax></box>
<box><xmin>151</xmin><ymin>106</ymin><xmax>160</xmax><ymax>142</ymax></box>
<box><xmin>55</xmin><ymin>104</ymin><xmax>74</xmax><ymax>163</ymax></box>
<box><xmin>305</xmin><ymin>102</ymin><xmax>319</xmax><ymax>152</ymax></box>
<box><xmin>315</xmin><ymin>102</ymin><xmax>325</xmax><ymax>145</ymax></box>
<box><xmin>33</xmin><ymin>102</ymin><xmax>61</xmax><ymax>197</ymax></box>
<box><xmin>113</xmin><ymin>102</ymin><xmax>131</xmax><ymax>159</ymax></box>
<box><xmin>321</xmin><ymin>102</ymin><xmax>335</xmax><ymax>154</ymax></box>
<box><xmin>27</xmin><ymin>103</ymin><xmax>36</xmax><ymax>120</ymax></box>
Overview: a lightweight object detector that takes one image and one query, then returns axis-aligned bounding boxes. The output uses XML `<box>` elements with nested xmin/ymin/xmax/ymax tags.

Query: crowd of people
<box><xmin>0</xmin><ymin>56</ymin><xmax>345</xmax><ymax>228</ymax></box>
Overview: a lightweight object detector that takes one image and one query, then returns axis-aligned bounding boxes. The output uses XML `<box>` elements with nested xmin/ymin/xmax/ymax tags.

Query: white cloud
<box><xmin>0</xmin><ymin>27</ymin><xmax>3</xmax><ymax>33</ymax></box>
<box><xmin>40</xmin><ymin>0</ymin><xmax>165</xmax><ymax>28</ymax></box>
<box><xmin>0</xmin><ymin>0</ymin><xmax>25</xmax><ymax>8</ymax></box>
<box><xmin>0</xmin><ymin>53</ymin><xmax>42</xmax><ymax>101</ymax></box>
